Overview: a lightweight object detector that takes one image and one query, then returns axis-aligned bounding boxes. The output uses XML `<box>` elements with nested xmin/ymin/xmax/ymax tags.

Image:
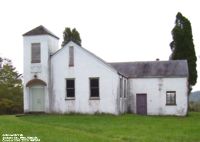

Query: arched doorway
<box><xmin>26</xmin><ymin>79</ymin><xmax>47</xmax><ymax>112</ymax></box>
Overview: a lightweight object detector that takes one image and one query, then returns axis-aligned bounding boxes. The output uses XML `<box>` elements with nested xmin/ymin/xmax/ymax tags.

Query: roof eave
<box><xmin>128</xmin><ymin>75</ymin><xmax>188</xmax><ymax>78</ymax></box>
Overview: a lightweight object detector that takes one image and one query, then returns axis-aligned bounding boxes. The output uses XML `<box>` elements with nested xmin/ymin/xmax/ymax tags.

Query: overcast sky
<box><xmin>0</xmin><ymin>0</ymin><xmax>199</xmax><ymax>91</ymax></box>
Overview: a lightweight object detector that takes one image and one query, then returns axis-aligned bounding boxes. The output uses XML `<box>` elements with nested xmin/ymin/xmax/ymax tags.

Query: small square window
<box><xmin>166</xmin><ymin>91</ymin><xmax>176</xmax><ymax>105</ymax></box>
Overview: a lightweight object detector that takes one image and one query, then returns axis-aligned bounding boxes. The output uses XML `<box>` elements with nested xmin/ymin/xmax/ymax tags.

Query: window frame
<box><xmin>65</xmin><ymin>78</ymin><xmax>75</xmax><ymax>100</ymax></box>
<box><xmin>166</xmin><ymin>91</ymin><xmax>176</xmax><ymax>105</ymax></box>
<box><xmin>89</xmin><ymin>77</ymin><xmax>100</xmax><ymax>100</ymax></box>
<box><xmin>31</xmin><ymin>43</ymin><xmax>41</xmax><ymax>63</ymax></box>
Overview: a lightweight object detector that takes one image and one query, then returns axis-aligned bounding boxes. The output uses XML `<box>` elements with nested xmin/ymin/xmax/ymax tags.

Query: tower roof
<box><xmin>23</xmin><ymin>25</ymin><xmax>59</xmax><ymax>39</ymax></box>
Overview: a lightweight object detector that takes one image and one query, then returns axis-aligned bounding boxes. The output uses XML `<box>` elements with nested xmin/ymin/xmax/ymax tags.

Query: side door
<box><xmin>136</xmin><ymin>93</ymin><xmax>147</xmax><ymax>115</ymax></box>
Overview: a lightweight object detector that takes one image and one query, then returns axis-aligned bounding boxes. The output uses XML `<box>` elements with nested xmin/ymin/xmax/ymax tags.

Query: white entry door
<box><xmin>30</xmin><ymin>86</ymin><xmax>45</xmax><ymax>112</ymax></box>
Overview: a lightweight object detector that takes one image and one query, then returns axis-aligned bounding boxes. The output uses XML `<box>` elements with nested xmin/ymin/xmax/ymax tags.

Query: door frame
<box><xmin>136</xmin><ymin>93</ymin><xmax>147</xmax><ymax>115</ymax></box>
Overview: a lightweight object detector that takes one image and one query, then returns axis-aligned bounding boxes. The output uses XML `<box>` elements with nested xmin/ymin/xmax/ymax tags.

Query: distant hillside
<box><xmin>189</xmin><ymin>91</ymin><xmax>200</xmax><ymax>102</ymax></box>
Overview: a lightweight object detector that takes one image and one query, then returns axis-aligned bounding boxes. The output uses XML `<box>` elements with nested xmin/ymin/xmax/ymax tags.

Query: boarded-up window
<box><xmin>69</xmin><ymin>46</ymin><xmax>74</xmax><ymax>66</ymax></box>
<box><xmin>66</xmin><ymin>79</ymin><xmax>75</xmax><ymax>98</ymax></box>
<box><xmin>31</xmin><ymin>43</ymin><xmax>41</xmax><ymax>63</ymax></box>
<box><xmin>166</xmin><ymin>91</ymin><xmax>176</xmax><ymax>105</ymax></box>
<box><xmin>90</xmin><ymin>78</ymin><xmax>99</xmax><ymax>98</ymax></box>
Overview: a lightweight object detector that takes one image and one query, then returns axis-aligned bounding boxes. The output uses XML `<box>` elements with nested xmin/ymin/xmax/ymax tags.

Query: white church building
<box><xmin>23</xmin><ymin>25</ymin><xmax>189</xmax><ymax>116</ymax></box>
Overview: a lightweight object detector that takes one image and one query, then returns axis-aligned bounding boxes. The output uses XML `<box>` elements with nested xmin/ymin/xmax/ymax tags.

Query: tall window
<box><xmin>31</xmin><ymin>43</ymin><xmax>41</xmax><ymax>63</ymax></box>
<box><xmin>69</xmin><ymin>46</ymin><xmax>74</xmax><ymax>67</ymax></box>
<box><xmin>90</xmin><ymin>78</ymin><xmax>99</xmax><ymax>98</ymax></box>
<box><xmin>66</xmin><ymin>79</ymin><xmax>75</xmax><ymax>98</ymax></box>
<box><xmin>120</xmin><ymin>78</ymin><xmax>123</xmax><ymax>98</ymax></box>
<box><xmin>166</xmin><ymin>91</ymin><xmax>176</xmax><ymax>105</ymax></box>
<box><xmin>124</xmin><ymin>80</ymin><xmax>127</xmax><ymax>98</ymax></box>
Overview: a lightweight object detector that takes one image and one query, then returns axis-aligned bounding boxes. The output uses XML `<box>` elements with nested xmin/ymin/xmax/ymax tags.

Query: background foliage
<box><xmin>0</xmin><ymin>58</ymin><xmax>23</xmax><ymax>114</ymax></box>
<box><xmin>62</xmin><ymin>27</ymin><xmax>82</xmax><ymax>47</ymax></box>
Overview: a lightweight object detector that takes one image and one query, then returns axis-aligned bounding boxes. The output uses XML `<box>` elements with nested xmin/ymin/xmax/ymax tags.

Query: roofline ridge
<box><xmin>23</xmin><ymin>25</ymin><xmax>59</xmax><ymax>39</ymax></box>
<box><xmin>109</xmin><ymin>60</ymin><xmax>188</xmax><ymax>64</ymax></box>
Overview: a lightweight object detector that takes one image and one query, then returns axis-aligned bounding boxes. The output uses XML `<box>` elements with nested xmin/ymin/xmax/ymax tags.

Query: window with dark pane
<box><xmin>31</xmin><ymin>43</ymin><xmax>41</xmax><ymax>63</ymax></box>
<box><xmin>90</xmin><ymin>78</ymin><xmax>99</xmax><ymax>98</ymax></box>
<box><xmin>120</xmin><ymin>78</ymin><xmax>123</xmax><ymax>98</ymax></box>
<box><xmin>66</xmin><ymin>79</ymin><xmax>75</xmax><ymax>98</ymax></box>
<box><xmin>166</xmin><ymin>91</ymin><xmax>176</xmax><ymax>105</ymax></box>
<box><xmin>124</xmin><ymin>80</ymin><xmax>127</xmax><ymax>98</ymax></box>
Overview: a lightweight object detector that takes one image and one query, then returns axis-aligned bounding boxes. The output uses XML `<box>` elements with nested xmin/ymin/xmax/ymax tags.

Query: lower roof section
<box><xmin>109</xmin><ymin>60</ymin><xmax>188</xmax><ymax>78</ymax></box>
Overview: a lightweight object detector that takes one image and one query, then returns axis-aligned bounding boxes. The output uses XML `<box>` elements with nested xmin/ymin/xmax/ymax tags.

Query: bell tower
<box><xmin>23</xmin><ymin>25</ymin><xmax>59</xmax><ymax>113</ymax></box>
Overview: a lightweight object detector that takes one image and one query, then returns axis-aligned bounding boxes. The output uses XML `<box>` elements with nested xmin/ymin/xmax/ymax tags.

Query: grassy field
<box><xmin>0</xmin><ymin>112</ymin><xmax>200</xmax><ymax>142</ymax></box>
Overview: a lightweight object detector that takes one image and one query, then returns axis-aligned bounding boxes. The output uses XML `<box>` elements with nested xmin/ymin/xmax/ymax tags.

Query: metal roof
<box><xmin>23</xmin><ymin>25</ymin><xmax>59</xmax><ymax>39</ymax></box>
<box><xmin>109</xmin><ymin>60</ymin><xmax>188</xmax><ymax>78</ymax></box>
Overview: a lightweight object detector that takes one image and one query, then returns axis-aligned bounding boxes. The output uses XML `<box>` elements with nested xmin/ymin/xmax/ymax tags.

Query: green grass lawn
<box><xmin>0</xmin><ymin>112</ymin><xmax>200</xmax><ymax>142</ymax></box>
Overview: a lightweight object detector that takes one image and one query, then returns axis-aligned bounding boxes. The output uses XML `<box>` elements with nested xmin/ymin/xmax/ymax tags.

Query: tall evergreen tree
<box><xmin>62</xmin><ymin>27</ymin><xmax>82</xmax><ymax>47</ymax></box>
<box><xmin>170</xmin><ymin>12</ymin><xmax>197</xmax><ymax>90</ymax></box>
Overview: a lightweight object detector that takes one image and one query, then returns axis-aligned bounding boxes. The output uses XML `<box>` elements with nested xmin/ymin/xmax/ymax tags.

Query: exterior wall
<box><xmin>23</xmin><ymin>35</ymin><xmax>58</xmax><ymax>113</ymax></box>
<box><xmin>51</xmin><ymin>42</ymin><xmax>120</xmax><ymax>114</ymax></box>
<box><xmin>23</xmin><ymin>34</ymin><xmax>188</xmax><ymax>116</ymax></box>
<box><xmin>48</xmin><ymin>36</ymin><xmax>59</xmax><ymax>54</ymax></box>
<box><xmin>129</xmin><ymin>78</ymin><xmax>188</xmax><ymax>116</ymax></box>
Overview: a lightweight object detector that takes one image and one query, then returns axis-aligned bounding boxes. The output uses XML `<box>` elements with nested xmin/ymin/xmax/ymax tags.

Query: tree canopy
<box><xmin>170</xmin><ymin>12</ymin><xmax>197</xmax><ymax>90</ymax></box>
<box><xmin>0</xmin><ymin>58</ymin><xmax>23</xmax><ymax>114</ymax></box>
<box><xmin>62</xmin><ymin>27</ymin><xmax>82</xmax><ymax>47</ymax></box>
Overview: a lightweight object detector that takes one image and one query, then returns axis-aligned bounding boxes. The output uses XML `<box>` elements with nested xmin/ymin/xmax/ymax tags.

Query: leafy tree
<box><xmin>0</xmin><ymin>57</ymin><xmax>2</xmax><ymax>69</ymax></box>
<box><xmin>62</xmin><ymin>27</ymin><xmax>82</xmax><ymax>47</ymax></box>
<box><xmin>0</xmin><ymin>58</ymin><xmax>23</xmax><ymax>114</ymax></box>
<box><xmin>170</xmin><ymin>12</ymin><xmax>197</xmax><ymax>91</ymax></box>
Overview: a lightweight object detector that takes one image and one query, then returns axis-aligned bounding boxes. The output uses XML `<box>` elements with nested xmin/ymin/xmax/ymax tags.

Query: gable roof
<box><xmin>51</xmin><ymin>42</ymin><xmax>188</xmax><ymax>78</ymax></box>
<box><xmin>109</xmin><ymin>60</ymin><xmax>188</xmax><ymax>78</ymax></box>
<box><xmin>51</xmin><ymin>41</ymin><xmax>121</xmax><ymax>75</ymax></box>
<box><xmin>23</xmin><ymin>25</ymin><xmax>59</xmax><ymax>39</ymax></box>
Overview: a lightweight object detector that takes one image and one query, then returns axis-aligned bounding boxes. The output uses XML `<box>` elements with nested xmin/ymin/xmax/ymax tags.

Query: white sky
<box><xmin>0</xmin><ymin>0</ymin><xmax>199</xmax><ymax>91</ymax></box>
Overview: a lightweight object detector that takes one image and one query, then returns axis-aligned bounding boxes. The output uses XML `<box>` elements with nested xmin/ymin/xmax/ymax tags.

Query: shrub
<box><xmin>189</xmin><ymin>101</ymin><xmax>200</xmax><ymax>112</ymax></box>
<box><xmin>0</xmin><ymin>98</ymin><xmax>23</xmax><ymax>114</ymax></box>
